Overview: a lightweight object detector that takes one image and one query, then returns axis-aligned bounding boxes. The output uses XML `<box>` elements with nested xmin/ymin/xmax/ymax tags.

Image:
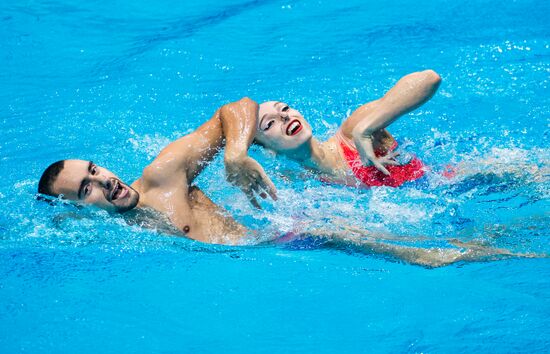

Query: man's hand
<box><xmin>225</xmin><ymin>155</ymin><xmax>277</xmax><ymax>208</ymax></box>
<box><xmin>219</xmin><ymin>97</ymin><xmax>275</xmax><ymax>207</ymax></box>
<box><xmin>353</xmin><ymin>134</ymin><xmax>400</xmax><ymax>175</ymax></box>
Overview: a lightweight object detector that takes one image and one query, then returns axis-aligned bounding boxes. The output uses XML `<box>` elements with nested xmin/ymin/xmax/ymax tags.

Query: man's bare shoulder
<box><xmin>131</xmin><ymin>162</ymin><xmax>193</xmax><ymax>234</ymax></box>
<box><xmin>138</xmin><ymin>153</ymin><xmax>187</xmax><ymax>189</ymax></box>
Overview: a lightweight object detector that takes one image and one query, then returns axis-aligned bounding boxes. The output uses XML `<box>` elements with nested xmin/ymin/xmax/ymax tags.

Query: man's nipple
<box><xmin>183</xmin><ymin>225</ymin><xmax>190</xmax><ymax>233</ymax></box>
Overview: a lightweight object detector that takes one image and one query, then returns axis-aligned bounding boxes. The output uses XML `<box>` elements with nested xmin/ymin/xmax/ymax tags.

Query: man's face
<box><xmin>51</xmin><ymin>159</ymin><xmax>139</xmax><ymax>213</ymax></box>
<box><xmin>255</xmin><ymin>101</ymin><xmax>313</xmax><ymax>152</ymax></box>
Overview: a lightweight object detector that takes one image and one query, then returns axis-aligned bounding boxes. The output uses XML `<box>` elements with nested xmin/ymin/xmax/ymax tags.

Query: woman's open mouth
<box><xmin>110</xmin><ymin>180</ymin><xmax>128</xmax><ymax>202</ymax></box>
<box><xmin>286</xmin><ymin>120</ymin><xmax>303</xmax><ymax>136</ymax></box>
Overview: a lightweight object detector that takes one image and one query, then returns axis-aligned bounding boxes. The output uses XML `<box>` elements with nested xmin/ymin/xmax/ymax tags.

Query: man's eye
<box><xmin>281</xmin><ymin>106</ymin><xmax>289</xmax><ymax>112</ymax></box>
<box><xmin>84</xmin><ymin>185</ymin><xmax>91</xmax><ymax>196</ymax></box>
<box><xmin>264</xmin><ymin>120</ymin><xmax>275</xmax><ymax>130</ymax></box>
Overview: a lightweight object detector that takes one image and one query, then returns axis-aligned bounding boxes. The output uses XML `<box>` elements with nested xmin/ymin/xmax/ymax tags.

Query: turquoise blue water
<box><xmin>1</xmin><ymin>0</ymin><xmax>549</xmax><ymax>352</ymax></box>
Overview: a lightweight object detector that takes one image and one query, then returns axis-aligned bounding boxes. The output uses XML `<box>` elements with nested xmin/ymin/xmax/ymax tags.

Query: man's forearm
<box><xmin>220</xmin><ymin>97</ymin><xmax>259</xmax><ymax>161</ymax></box>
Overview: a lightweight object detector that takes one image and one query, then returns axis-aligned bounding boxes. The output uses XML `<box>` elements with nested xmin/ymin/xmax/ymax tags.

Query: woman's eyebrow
<box><xmin>260</xmin><ymin>106</ymin><xmax>278</xmax><ymax>125</ymax></box>
<box><xmin>259</xmin><ymin>113</ymin><xmax>269</xmax><ymax>127</ymax></box>
<box><xmin>260</xmin><ymin>102</ymin><xmax>284</xmax><ymax>125</ymax></box>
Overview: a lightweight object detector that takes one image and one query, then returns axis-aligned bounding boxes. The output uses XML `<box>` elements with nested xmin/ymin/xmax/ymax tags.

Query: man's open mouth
<box><xmin>286</xmin><ymin>119</ymin><xmax>302</xmax><ymax>136</ymax></box>
<box><xmin>110</xmin><ymin>180</ymin><xmax>128</xmax><ymax>202</ymax></box>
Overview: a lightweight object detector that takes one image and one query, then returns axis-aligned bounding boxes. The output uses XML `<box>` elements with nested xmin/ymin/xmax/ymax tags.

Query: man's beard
<box><xmin>114</xmin><ymin>186</ymin><xmax>140</xmax><ymax>213</ymax></box>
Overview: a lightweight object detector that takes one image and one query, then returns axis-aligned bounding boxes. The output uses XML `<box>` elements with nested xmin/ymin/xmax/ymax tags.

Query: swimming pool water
<box><xmin>1</xmin><ymin>0</ymin><xmax>549</xmax><ymax>352</ymax></box>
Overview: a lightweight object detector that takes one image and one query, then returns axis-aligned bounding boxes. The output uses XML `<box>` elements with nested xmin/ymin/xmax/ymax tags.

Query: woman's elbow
<box><xmin>422</xmin><ymin>69</ymin><xmax>442</xmax><ymax>88</ymax></box>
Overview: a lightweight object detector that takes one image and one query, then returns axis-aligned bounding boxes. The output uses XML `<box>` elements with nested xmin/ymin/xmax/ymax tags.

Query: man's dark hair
<box><xmin>38</xmin><ymin>160</ymin><xmax>65</xmax><ymax>197</ymax></box>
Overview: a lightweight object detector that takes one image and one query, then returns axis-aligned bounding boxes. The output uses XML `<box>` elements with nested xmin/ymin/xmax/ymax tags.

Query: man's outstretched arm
<box><xmin>149</xmin><ymin>108</ymin><xmax>224</xmax><ymax>184</ymax></box>
<box><xmin>149</xmin><ymin>98</ymin><xmax>275</xmax><ymax>207</ymax></box>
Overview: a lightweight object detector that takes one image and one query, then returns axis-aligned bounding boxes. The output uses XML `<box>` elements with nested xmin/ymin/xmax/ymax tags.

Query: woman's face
<box><xmin>255</xmin><ymin>101</ymin><xmax>312</xmax><ymax>153</ymax></box>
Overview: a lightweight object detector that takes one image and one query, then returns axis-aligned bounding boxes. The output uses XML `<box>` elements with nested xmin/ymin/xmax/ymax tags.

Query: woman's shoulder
<box><xmin>319</xmin><ymin>136</ymin><xmax>351</xmax><ymax>172</ymax></box>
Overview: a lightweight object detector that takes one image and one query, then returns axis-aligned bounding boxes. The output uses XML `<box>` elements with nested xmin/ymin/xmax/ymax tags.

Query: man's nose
<box><xmin>93</xmin><ymin>175</ymin><xmax>112</xmax><ymax>189</ymax></box>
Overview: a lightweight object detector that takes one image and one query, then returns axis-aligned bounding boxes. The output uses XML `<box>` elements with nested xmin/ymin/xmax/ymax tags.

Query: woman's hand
<box><xmin>225</xmin><ymin>155</ymin><xmax>277</xmax><ymax>208</ymax></box>
<box><xmin>353</xmin><ymin>133</ymin><xmax>400</xmax><ymax>175</ymax></box>
<box><xmin>340</xmin><ymin>70</ymin><xmax>441</xmax><ymax>174</ymax></box>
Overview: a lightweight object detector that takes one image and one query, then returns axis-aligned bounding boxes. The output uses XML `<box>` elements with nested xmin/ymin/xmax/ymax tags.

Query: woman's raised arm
<box><xmin>342</xmin><ymin>70</ymin><xmax>441</xmax><ymax>174</ymax></box>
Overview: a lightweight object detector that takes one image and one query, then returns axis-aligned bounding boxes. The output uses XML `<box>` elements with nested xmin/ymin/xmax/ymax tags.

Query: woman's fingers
<box><xmin>380</xmin><ymin>158</ymin><xmax>400</xmax><ymax>166</ymax></box>
<box><xmin>360</xmin><ymin>148</ymin><xmax>403</xmax><ymax>174</ymax></box>
<box><xmin>359</xmin><ymin>151</ymin><xmax>391</xmax><ymax>175</ymax></box>
<box><xmin>385</xmin><ymin>151</ymin><xmax>400</xmax><ymax>160</ymax></box>
<box><xmin>373</xmin><ymin>161</ymin><xmax>390</xmax><ymax>175</ymax></box>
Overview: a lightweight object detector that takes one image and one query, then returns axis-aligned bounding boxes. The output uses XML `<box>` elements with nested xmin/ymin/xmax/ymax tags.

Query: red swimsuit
<box><xmin>339</xmin><ymin>140</ymin><xmax>425</xmax><ymax>187</ymax></box>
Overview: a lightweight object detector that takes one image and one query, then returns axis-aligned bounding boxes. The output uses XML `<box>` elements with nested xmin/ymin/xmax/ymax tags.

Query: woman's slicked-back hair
<box><xmin>38</xmin><ymin>160</ymin><xmax>65</xmax><ymax>197</ymax></box>
<box><xmin>253</xmin><ymin>138</ymin><xmax>266</xmax><ymax>148</ymax></box>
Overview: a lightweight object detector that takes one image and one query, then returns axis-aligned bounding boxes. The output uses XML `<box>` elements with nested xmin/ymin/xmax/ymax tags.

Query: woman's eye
<box><xmin>281</xmin><ymin>106</ymin><xmax>289</xmax><ymax>112</ymax></box>
<box><xmin>264</xmin><ymin>120</ymin><xmax>275</xmax><ymax>130</ymax></box>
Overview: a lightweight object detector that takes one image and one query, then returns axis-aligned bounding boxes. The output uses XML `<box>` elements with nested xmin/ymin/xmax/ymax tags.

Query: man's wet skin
<box><xmin>51</xmin><ymin>159</ymin><xmax>139</xmax><ymax>213</ymax></box>
<box><xmin>39</xmin><ymin>98</ymin><xmax>278</xmax><ymax>244</ymax></box>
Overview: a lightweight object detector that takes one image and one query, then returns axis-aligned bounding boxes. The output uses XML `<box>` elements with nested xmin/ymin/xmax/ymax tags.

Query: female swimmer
<box><xmin>254</xmin><ymin>70</ymin><xmax>442</xmax><ymax>187</ymax></box>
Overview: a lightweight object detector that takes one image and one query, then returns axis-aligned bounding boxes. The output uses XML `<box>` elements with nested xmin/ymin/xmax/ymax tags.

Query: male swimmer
<box><xmin>37</xmin><ymin>97</ymin><xmax>530</xmax><ymax>267</ymax></box>
<box><xmin>38</xmin><ymin>98</ymin><xmax>276</xmax><ymax>244</ymax></box>
<box><xmin>254</xmin><ymin>70</ymin><xmax>441</xmax><ymax>187</ymax></box>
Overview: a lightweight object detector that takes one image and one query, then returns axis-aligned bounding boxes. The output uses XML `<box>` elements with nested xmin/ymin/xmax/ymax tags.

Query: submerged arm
<box><xmin>308</xmin><ymin>228</ymin><xmax>529</xmax><ymax>268</ymax></box>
